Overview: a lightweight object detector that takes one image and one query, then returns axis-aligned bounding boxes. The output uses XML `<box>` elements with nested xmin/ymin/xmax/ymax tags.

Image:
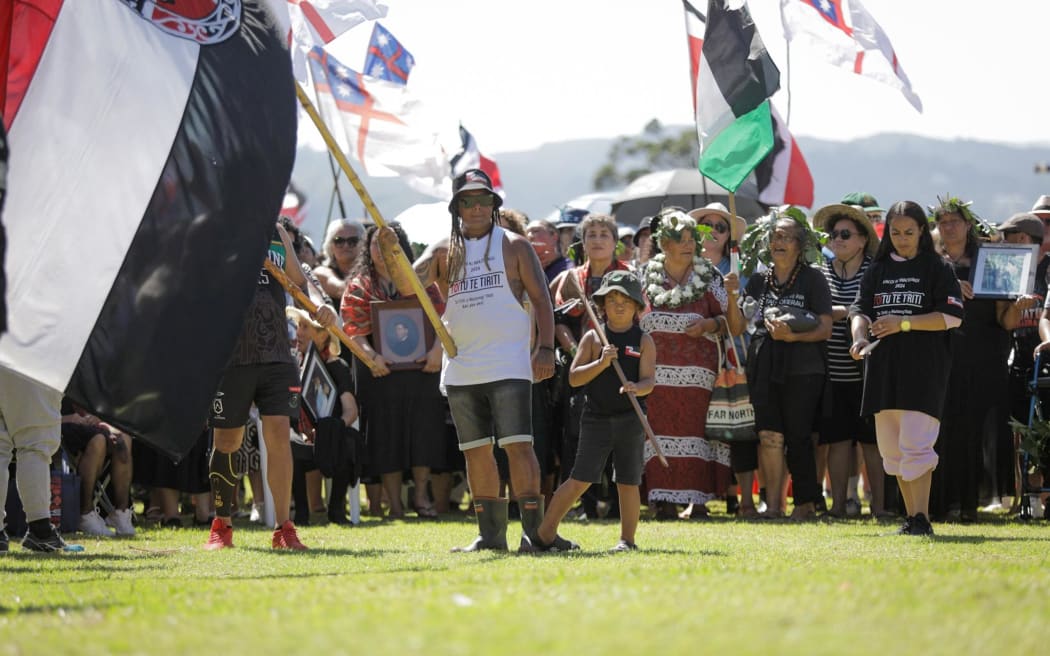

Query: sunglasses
<box><xmin>332</xmin><ymin>236</ymin><xmax>360</xmax><ymax>247</ymax></box>
<box><xmin>458</xmin><ymin>195</ymin><xmax>495</xmax><ymax>209</ymax></box>
<box><xmin>829</xmin><ymin>229</ymin><xmax>857</xmax><ymax>241</ymax></box>
<box><xmin>700</xmin><ymin>221</ymin><xmax>729</xmax><ymax>235</ymax></box>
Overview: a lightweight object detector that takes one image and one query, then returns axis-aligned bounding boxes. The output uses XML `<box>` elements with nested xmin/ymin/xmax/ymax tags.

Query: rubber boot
<box><xmin>451</xmin><ymin>498</ymin><xmax>508</xmax><ymax>552</ymax></box>
<box><xmin>519</xmin><ymin>495</ymin><xmax>580</xmax><ymax>553</ymax></box>
<box><xmin>517</xmin><ymin>495</ymin><xmax>545</xmax><ymax>551</ymax></box>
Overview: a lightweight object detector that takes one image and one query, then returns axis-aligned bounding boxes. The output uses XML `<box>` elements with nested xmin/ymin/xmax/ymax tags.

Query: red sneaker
<box><xmin>272</xmin><ymin>520</ymin><xmax>308</xmax><ymax>550</ymax></box>
<box><xmin>204</xmin><ymin>518</ymin><xmax>234</xmax><ymax>550</ymax></box>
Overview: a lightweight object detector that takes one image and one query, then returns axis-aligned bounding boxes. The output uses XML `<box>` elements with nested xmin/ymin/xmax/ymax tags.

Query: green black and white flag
<box><xmin>696</xmin><ymin>0</ymin><xmax>780</xmax><ymax>193</ymax></box>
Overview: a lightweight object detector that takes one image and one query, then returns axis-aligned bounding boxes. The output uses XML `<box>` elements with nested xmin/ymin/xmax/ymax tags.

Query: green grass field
<box><xmin>2</xmin><ymin>510</ymin><xmax>1048</xmax><ymax>655</ymax></box>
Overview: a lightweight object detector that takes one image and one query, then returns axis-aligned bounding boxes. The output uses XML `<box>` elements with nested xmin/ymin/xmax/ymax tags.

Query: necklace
<box><xmin>767</xmin><ymin>261</ymin><xmax>802</xmax><ymax>296</ymax></box>
<box><xmin>833</xmin><ymin>252</ymin><xmax>862</xmax><ymax>279</ymax></box>
<box><xmin>645</xmin><ymin>254</ymin><xmax>716</xmax><ymax>308</ymax></box>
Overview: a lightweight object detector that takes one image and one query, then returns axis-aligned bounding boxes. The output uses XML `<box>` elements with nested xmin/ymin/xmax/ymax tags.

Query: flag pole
<box><xmin>262</xmin><ymin>259</ymin><xmax>382</xmax><ymax>374</ymax></box>
<box><xmin>728</xmin><ymin>191</ymin><xmax>740</xmax><ymax>273</ymax></box>
<box><xmin>780</xmin><ymin>2</ymin><xmax>793</xmax><ymax>126</ymax></box>
<box><xmin>294</xmin><ymin>82</ymin><xmax>458</xmax><ymax>357</ymax></box>
<box><xmin>323</xmin><ymin>151</ymin><xmax>347</xmax><ymax>240</ymax></box>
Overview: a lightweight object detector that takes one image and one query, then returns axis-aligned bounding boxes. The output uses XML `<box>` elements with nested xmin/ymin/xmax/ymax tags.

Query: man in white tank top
<box><xmin>441</xmin><ymin>170</ymin><xmax>574</xmax><ymax>552</ymax></box>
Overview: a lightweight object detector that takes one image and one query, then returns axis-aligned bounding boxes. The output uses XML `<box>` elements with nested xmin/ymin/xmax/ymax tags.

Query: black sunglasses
<box><xmin>700</xmin><ymin>221</ymin><xmax>729</xmax><ymax>235</ymax></box>
<box><xmin>332</xmin><ymin>236</ymin><xmax>360</xmax><ymax>247</ymax></box>
<box><xmin>829</xmin><ymin>229</ymin><xmax>858</xmax><ymax>241</ymax></box>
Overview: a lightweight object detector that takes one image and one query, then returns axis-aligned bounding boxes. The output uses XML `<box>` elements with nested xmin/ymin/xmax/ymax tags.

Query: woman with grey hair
<box><xmin>314</xmin><ymin>218</ymin><xmax>366</xmax><ymax>300</ymax></box>
<box><xmin>741</xmin><ymin>208</ymin><xmax>833</xmax><ymax>520</ymax></box>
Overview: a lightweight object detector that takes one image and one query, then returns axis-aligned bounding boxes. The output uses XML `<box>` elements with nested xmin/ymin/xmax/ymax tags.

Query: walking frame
<box><xmin>1018</xmin><ymin>352</ymin><xmax>1050</xmax><ymax>519</ymax></box>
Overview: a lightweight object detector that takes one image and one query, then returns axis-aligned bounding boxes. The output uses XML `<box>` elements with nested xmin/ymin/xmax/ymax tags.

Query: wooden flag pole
<box><xmin>566</xmin><ymin>274</ymin><xmax>669</xmax><ymax>468</ymax></box>
<box><xmin>727</xmin><ymin>191</ymin><xmax>740</xmax><ymax>274</ymax></box>
<box><xmin>263</xmin><ymin>259</ymin><xmax>381</xmax><ymax>375</ymax></box>
<box><xmin>295</xmin><ymin>82</ymin><xmax>457</xmax><ymax>357</ymax></box>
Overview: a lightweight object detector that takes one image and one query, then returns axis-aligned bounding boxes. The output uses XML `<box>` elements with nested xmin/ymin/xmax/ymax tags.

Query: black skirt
<box><xmin>354</xmin><ymin>358</ymin><xmax>447</xmax><ymax>476</ymax></box>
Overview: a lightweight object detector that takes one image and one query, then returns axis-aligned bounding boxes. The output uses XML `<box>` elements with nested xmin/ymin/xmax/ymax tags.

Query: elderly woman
<box><xmin>931</xmin><ymin>198</ymin><xmax>1039</xmax><ymax>521</ymax></box>
<box><xmin>689</xmin><ymin>202</ymin><xmax>756</xmax><ymax>516</ymax></box>
<box><xmin>640</xmin><ymin>209</ymin><xmax>744</xmax><ymax>520</ymax></box>
<box><xmin>341</xmin><ymin>224</ymin><xmax>446</xmax><ymax>519</ymax></box>
<box><xmin>850</xmin><ymin>201</ymin><xmax>965</xmax><ymax>536</ymax></box>
<box><xmin>742</xmin><ymin>209</ymin><xmax>832</xmax><ymax>521</ymax></box>
<box><xmin>813</xmin><ymin>203</ymin><xmax>886</xmax><ymax>518</ymax></box>
<box><xmin>315</xmin><ymin>218</ymin><xmax>367</xmax><ymax>301</ymax></box>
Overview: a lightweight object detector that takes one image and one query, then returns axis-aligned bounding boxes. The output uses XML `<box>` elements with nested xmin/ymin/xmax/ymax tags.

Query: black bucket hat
<box><xmin>449</xmin><ymin>168</ymin><xmax>502</xmax><ymax>214</ymax></box>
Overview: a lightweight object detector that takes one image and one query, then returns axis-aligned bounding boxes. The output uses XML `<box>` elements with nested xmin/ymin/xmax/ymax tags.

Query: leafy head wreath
<box><xmin>738</xmin><ymin>205</ymin><xmax>826</xmax><ymax>276</ymax></box>
<box><xmin>650</xmin><ymin>207</ymin><xmax>712</xmax><ymax>257</ymax></box>
<box><xmin>929</xmin><ymin>194</ymin><xmax>997</xmax><ymax>240</ymax></box>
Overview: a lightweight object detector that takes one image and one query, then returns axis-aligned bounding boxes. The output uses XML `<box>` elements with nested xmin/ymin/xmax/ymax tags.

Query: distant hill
<box><xmin>290</xmin><ymin>132</ymin><xmax>1050</xmax><ymax>244</ymax></box>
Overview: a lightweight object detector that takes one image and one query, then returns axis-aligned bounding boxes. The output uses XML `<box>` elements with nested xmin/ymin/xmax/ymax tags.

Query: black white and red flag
<box><xmin>682</xmin><ymin>0</ymin><xmax>813</xmax><ymax>207</ymax></box>
<box><xmin>1</xmin><ymin>0</ymin><xmax>297</xmax><ymax>458</ymax></box>
<box><xmin>450</xmin><ymin>124</ymin><xmax>504</xmax><ymax>199</ymax></box>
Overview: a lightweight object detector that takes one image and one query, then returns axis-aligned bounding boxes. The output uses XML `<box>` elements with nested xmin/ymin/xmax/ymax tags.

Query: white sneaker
<box><xmin>105</xmin><ymin>508</ymin><xmax>136</xmax><ymax>536</ymax></box>
<box><xmin>80</xmin><ymin>509</ymin><xmax>114</xmax><ymax>537</ymax></box>
<box><xmin>249</xmin><ymin>503</ymin><xmax>264</xmax><ymax>525</ymax></box>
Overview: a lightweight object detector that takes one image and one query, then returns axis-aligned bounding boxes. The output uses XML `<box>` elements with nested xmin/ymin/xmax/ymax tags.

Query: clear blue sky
<box><xmin>308</xmin><ymin>0</ymin><xmax>1050</xmax><ymax>155</ymax></box>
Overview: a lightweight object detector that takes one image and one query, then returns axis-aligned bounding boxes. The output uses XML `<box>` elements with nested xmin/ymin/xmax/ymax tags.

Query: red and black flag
<box><xmin>1</xmin><ymin>0</ymin><xmax>297</xmax><ymax>458</ymax></box>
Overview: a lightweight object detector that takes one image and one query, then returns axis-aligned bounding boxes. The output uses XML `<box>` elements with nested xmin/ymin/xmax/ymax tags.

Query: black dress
<box><xmin>931</xmin><ymin>256</ymin><xmax>1010</xmax><ymax>519</ymax></box>
<box><xmin>851</xmin><ymin>252</ymin><xmax>964</xmax><ymax>419</ymax></box>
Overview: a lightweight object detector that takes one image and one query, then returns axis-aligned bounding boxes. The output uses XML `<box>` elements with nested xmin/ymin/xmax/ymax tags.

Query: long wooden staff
<box><xmin>295</xmin><ymin>82</ymin><xmax>457</xmax><ymax>357</ymax></box>
<box><xmin>566</xmin><ymin>274</ymin><xmax>669</xmax><ymax>468</ymax></box>
<box><xmin>263</xmin><ymin>259</ymin><xmax>381</xmax><ymax>374</ymax></box>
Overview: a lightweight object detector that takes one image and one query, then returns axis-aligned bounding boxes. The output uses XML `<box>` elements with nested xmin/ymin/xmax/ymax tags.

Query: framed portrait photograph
<box><xmin>371</xmin><ymin>299</ymin><xmax>435</xmax><ymax>371</ymax></box>
<box><xmin>969</xmin><ymin>243</ymin><xmax>1040</xmax><ymax>300</ymax></box>
<box><xmin>301</xmin><ymin>343</ymin><xmax>338</xmax><ymax>424</ymax></box>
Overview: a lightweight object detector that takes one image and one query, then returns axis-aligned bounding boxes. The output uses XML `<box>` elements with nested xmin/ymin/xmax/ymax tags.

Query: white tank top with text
<box><xmin>441</xmin><ymin>224</ymin><xmax>532</xmax><ymax>386</ymax></box>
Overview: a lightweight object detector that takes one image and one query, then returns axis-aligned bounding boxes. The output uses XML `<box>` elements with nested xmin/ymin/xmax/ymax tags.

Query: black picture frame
<box><xmin>301</xmin><ymin>342</ymin><xmax>337</xmax><ymax>424</ymax></box>
<box><xmin>968</xmin><ymin>242</ymin><xmax>1039</xmax><ymax>300</ymax></box>
<box><xmin>370</xmin><ymin>299</ymin><xmax>435</xmax><ymax>371</ymax></box>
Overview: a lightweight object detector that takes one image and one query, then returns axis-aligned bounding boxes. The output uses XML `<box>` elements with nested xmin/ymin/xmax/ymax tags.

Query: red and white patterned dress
<box><xmin>640</xmin><ymin>269</ymin><xmax>733</xmax><ymax>506</ymax></box>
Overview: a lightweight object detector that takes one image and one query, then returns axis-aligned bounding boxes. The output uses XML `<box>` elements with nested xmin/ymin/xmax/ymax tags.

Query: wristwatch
<box><xmin>900</xmin><ymin>319</ymin><xmax>912</xmax><ymax>333</ymax></box>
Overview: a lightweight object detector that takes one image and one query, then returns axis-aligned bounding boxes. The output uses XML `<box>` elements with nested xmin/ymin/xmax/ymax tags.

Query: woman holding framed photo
<box><xmin>930</xmin><ymin>198</ymin><xmax>1038</xmax><ymax>521</ymax></box>
<box><xmin>341</xmin><ymin>224</ymin><xmax>447</xmax><ymax>519</ymax></box>
<box><xmin>288</xmin><ymin>308</ymin><xmax>359</xmax><ymax>525</ymax></box>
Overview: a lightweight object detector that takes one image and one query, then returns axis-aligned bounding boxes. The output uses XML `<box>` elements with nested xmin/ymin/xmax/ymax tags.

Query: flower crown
<box><xmin>929</xmin><ymin>194</ymin><xmax>997</xmax><ymax>239</ymax></box>
<box><xmin>651</xmin><ymin>207</ymin><xmax>712</xmax><ymax>256</ymax></box>
<box><xmin>738</xmin><ymin>205</ymin><xmax>826</xmax><ymax>276</ymax></box>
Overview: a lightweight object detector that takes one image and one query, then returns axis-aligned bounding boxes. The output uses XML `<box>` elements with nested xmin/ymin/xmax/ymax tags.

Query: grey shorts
<box><xmin>571</xmin><ymin>410</ymin><xmax>644</xmax><ymax>486</ymax></box>
<box><xmin>446</xmin><ymin>379</ymin><xmax>532</xmax><ymax>451</ymax></box>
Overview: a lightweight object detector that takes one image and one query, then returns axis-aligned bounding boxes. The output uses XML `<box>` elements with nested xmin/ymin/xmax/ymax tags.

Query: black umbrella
<box><xmin>609</xmin><ymin>169</ymin><xmax>765</xmax><ymax>227</ymax></box>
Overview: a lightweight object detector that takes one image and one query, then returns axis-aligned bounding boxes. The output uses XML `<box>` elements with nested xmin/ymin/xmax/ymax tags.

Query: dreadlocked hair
<box><xmin>447</xmin><ymin>207</ymin><xmax>499</xmax><ymax>284</ymax></box>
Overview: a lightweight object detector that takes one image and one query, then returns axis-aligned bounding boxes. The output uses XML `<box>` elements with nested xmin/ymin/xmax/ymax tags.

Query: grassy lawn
<box><xmin>2</xmin><ymin>510</ymin><xmax>1048</xmax><ymax>655</ymax></box>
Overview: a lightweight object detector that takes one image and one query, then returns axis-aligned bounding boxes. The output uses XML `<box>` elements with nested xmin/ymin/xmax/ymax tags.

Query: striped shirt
<box><xmin>822</xmin><ymin>256</ymin><xmax>871</xmax><ymax>383</ymax></box>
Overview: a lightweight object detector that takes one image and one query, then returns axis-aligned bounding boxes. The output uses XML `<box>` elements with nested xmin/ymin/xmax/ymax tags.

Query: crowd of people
<box><xmin>4</xmin><ymin>166</ymin><xmax>1050</xmax><ymax>552</ymax></box>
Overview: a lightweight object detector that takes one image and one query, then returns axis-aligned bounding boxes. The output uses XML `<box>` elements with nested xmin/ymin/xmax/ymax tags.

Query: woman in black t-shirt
<box><xmin>743</xmin><ymin>214</ymin><xmax>833</xmax><ymax>521</ymax></box>
<box><xmin>849</xmin><ymin>201</ymin><xmax>965</xmax><ymax>537</ymax></box>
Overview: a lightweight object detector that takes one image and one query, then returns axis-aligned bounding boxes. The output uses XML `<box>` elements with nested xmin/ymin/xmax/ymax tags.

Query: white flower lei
<box><xmin>645</xmin><ymin>253</ymin><xmax>716</xmax><ymax>309</ymax></box>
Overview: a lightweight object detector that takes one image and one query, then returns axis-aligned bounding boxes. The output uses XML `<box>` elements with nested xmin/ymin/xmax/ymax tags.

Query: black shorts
<box><xmin>210</xmin><ymin>362</ymin><xmax>300</xmax><ymax>429</ymax></box>
<box><xmin>570</xmin><ymin>410</ymin><xmax>644</xmax><ymax>486</ymax></box>
<box><xmin>60</xmin><ymin>422</ymin><xmax>110</xmax><ymax>455</ymax></box>
<box><xmin>818</xmin><ymin>380</ymin><xmax>875</xmax><ymax>444</ymax></box>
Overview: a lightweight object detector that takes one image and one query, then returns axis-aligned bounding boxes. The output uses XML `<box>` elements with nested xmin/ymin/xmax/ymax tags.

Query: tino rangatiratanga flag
<box><xmin>2</xmin><ymin>0</ymin><xmax>298</xmax><ymax>459</ymax></box>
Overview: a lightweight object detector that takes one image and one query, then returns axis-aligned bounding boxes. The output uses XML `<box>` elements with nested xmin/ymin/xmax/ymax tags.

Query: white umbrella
<box><xmin>541</xmin><ymin>192</ymin><xmax>619</xmax><ymax>224</ymax></box>
<box><xmin>392</xmin><ymin>201</ymin><xmax>451</xmax><ymax>247</ymax></box>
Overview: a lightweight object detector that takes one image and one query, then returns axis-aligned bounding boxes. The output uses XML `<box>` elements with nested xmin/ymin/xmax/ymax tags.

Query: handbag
<box><xmin>706</xmin><ymin>317</ymin><xmax>756</xmax><ymax>442</ymax></box>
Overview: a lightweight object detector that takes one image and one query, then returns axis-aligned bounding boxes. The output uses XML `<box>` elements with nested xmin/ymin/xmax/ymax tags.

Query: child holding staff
<box><xmin>534</xmin><ymin>270</ymin><xmax>656</xmax><ymax>552</ymax></box>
